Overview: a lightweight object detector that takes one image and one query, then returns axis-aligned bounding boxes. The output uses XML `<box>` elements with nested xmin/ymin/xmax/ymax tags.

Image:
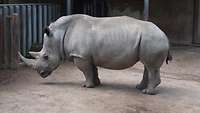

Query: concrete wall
<box><xmin>149</xmin><ymin>0</ymin><xmax>194</xmax><ymax>44</ymax></box>
<box><xmin>107</xmin><ymin>0</ymin><xmax>144</xmax><ymax>19</ymax></box>
<box><xmin>107</xmin><ymin>0</ymin><xmax>195</xmax><ymax>45</ymax></box>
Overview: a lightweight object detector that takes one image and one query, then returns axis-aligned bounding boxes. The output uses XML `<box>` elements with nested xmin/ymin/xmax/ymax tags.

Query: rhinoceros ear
<box><xmin>44</xmin><ymin>27</ymin><xmax>52</xmax><ymax>37</ymax></box>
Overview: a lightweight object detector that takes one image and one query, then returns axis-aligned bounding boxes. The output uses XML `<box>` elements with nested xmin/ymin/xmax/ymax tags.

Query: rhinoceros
<box><xmin>19</xmin><ymin>14</ymin><xmax>172</xmax><ymax>95</ymax></box>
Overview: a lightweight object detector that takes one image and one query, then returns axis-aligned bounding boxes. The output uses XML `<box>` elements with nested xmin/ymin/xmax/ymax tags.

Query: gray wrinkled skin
<box><xmin>19</xmin><ymin>14</ymin><xmax>171</xmax><ymax>95</ymax></box>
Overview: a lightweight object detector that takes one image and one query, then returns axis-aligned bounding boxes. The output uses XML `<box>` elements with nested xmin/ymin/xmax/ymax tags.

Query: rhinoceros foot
<box><xmin>82</xmin><ymin>81</ymin><xmax>95</xmax><ymax>88</ymax></box>
<box><xmin>82</xmin><ymin>78</ymin><xmax>101</xmax><ymax>88</ymax></box>
<box><xmin>136</xmin><ymin>84</ymin><xmax>147</xmax><ymax>90</ymax></box>
<box><xmin>142</xmin><ymin>88</ymin><xmax>157</xmax><ymax>95</ymax></box>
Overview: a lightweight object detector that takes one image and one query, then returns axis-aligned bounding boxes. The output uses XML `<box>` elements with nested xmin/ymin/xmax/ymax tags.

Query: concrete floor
<box><xmin>0</xmin><ymin>46</ymin><xmax>200</xmax><ymax>113</ymax></box>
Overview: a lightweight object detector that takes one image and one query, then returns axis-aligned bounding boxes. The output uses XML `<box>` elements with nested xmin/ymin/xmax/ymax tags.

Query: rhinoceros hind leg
<box><xmin>142</xmin><ymin>67</ymin><xmax>161</xmax><ymax>95</ymax></box>
<box><xmin>73</xmin><ymin>57</ymin><xmax>96</xmax><ymax>88</ymax></box>
<box><xmin>136</xmin><ymin>66</ymin><xmax>148</xmax><ymax>90</ymax></box>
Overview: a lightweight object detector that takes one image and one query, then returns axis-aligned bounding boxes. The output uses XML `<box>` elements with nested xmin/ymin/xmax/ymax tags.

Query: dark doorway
<box><xmin>72</xmin><ymin>0</ymin><xmax>108</xmax><ymax>17</ymax></box>
<box><xmin>194</xmin><ymin>0</ymin><xmax>200</xmax><ymax>44</ymax></box>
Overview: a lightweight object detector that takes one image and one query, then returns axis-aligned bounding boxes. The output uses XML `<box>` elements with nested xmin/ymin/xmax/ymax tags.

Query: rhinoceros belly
<box><xmin>94</xmin><ymin>51</ymin><xmax>139</xmax><ymax>70</ymax></box>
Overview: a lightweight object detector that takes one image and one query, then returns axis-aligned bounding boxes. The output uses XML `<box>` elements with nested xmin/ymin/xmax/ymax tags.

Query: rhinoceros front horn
<box><xmin>18</xmin><ymin>52</ymin><xmax>37</xmax><ymax>68</ymax></box>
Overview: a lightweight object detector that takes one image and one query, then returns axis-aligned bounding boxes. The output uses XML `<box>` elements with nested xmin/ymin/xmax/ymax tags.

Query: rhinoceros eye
<box><xmin>43</xmin><ymin>54</ymin><xmax>49</xmax><ymax>60</ymax></box>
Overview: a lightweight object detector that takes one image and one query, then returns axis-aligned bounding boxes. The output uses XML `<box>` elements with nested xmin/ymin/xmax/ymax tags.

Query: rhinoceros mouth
<box><xmin>39</xmin><ymin>71</ymin><xmax>52</xmax><ymax>78</ymax></box>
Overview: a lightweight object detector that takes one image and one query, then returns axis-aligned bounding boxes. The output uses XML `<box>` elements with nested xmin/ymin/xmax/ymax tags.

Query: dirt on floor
<box><xmin>0</xmin><ymin>46</ymin><xmax>200</xmax><ymax>113</ymax></box>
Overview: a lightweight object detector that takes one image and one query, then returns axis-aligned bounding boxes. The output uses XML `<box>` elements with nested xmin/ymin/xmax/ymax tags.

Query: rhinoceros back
<box><xmin>65</xmin><ymin>16</ymin><xmax>142</xmax><ymax>69</ymax></box>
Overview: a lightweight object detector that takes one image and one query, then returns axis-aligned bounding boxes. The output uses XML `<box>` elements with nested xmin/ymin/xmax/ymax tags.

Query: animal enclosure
<box><xmin>0</xmin><ymin>4</ymin><xmax>60</xmax><ymax>69</ymax></box>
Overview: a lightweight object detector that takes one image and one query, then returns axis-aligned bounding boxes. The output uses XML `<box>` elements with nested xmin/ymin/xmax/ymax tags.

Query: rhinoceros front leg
<box><xmin>142</xmin><ymin>67</ymin><xmax>161</xmax><ymax>95</ymax></box>
<box><xmin>92</xmin><ymin>64</ymin><xmax>101</xmax><ymax>86</ymax></box>
<box><xmin>73</xmin><ymin>57</ymin><xmax>100</xmax><ymax>88</ymax></box>
<box><xmin>136</xmin><ymin>66</ymin><xmax>148</xmax><ymax>90</ymax></box>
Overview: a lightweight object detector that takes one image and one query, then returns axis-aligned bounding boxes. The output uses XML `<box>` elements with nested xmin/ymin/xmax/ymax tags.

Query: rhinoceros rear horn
<box><xmin>29</xmin><ymin>51</ymin><xmax>40</xmax><ymax>59</ymax></box>
<box><xmin>44</xmin><ymin>27</ymin><xmax>52</xmax><ymax>37</ymax></box>
<box><xmin>18</xmin><ymin>52</ymin><xmax>37</xmax><ymax>69</ymax></box>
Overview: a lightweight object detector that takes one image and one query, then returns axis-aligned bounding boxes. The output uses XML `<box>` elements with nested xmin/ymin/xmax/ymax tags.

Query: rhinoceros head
<box><xmin>19</xmin><ymin>27</ymin><xmax>62</xmax><ymax>78</ymax></box>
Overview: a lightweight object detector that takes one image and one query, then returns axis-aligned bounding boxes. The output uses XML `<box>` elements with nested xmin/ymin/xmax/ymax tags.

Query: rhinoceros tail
<box><xmin>166</xmin><ymin>51</ymin><xmax>172</xmax><ymax>64</ymax></box>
